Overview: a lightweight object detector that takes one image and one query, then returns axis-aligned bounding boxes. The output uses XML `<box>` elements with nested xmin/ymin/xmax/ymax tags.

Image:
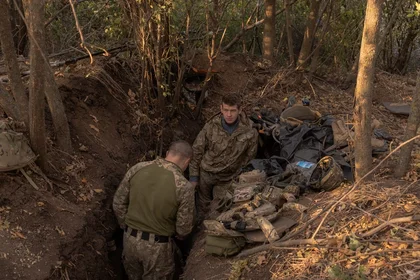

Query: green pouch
<box><xmin>205</xmin><ymin>235</ymin><xmax>246</xmax><ymax>257</ymax></box>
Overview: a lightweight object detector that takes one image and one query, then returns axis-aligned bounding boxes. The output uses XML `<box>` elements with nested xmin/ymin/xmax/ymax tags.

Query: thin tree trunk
<box><xmin>9</xmin><ymin>0</ymin><xmax>27</xmax><ymax>55</ymax></box>
<box><xmin>393</xmin><ymin>23</ymin><xmax>419</xmax><ymax>73</ymax></box>
<box><xmin>154</xmin><ymin>13</ymin><xmax>165</xmax><ymax>115</ymax></box>
<box><xmin>223</xmin><ymin>1</ymin><xmax>297</xmax><ymax>52</ymax></box>
<box><xmin>353</xmin><ymin>0</ymin><xmax>384</xmax><ymax>181</ymax></box>
<box><xmin>285</xmin><ymin>0</ymin><xmax>294</xmax><ymax>65</ymax></box>
<box><xmin>394</xmin><ymin>71</ymin><xmax>420</xmax><ymax>177</ymax></box>
<box><xmin>25</xmin><ymin>0</ymin><xmax>72</xmax><ymax>153</ymax></box>
<box><xmin>41</xmin><ymin>2</ymin><xmax>72</xmax><ymax>152</ymax></box>
<box><xmin>24</xmin><ymin>0</ymin><xmax>47</xmax><ymax>169</ymax></box>
<box><xmin>241</xmin><ymin>0</ymin><xmax>246</xmax><ymax>53</ymax></box>
<box><xmin>0</xmin><ymin>0</ymin><xmax>29</xmax><ymax>125</ymax></box>
<box><xmin>43</xmin><ymin>70</ymin><xmax>72</xmax><ymax>152</ymax></box>
<box><xmin>377</xmin><ymin>0</ymin><xmax>403</xmax><ymax>58</ymax></box>
<box><xmin>297</xmin><ymin>0</ymin><xmax>322</xmax><ymax>70</ymax></box>
<box><xmin>263</xmin><ymin>0</ymin><xmax>276</xmax><ymax>63</ymax></box>
<box><xmin>309</xmin><ymin>0</ymin><xmax>333</xmax><ymax>75</ymax></box>
<box><xmin>0</xmin><ymin>84</ymin><xmax>21</xmax><ymax>120</ymax></box>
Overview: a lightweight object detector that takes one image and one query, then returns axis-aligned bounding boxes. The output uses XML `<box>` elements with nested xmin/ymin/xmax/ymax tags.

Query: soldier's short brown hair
<box><xmin>221</xmin><ymin>94</ymin><xmax>241</xmax><ymax>108</ymax></box>
<box><xmin>168</xmin><ymin>140</ymin><xmax>193</xmax><ymax>159</ymax></box>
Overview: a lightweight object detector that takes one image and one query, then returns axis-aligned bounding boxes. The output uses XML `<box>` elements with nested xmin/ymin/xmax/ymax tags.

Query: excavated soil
<box><xmin>1</xmin><ymin>52</ymin><xmax>419</xmax><ymax>280</ymax></box>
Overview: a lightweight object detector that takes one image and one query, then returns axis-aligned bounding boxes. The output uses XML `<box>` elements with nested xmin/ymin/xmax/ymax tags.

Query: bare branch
<box><xmin>68</xmin><ymin>0</ymin><xmax>93</xmax><ymax>64</ymax></box>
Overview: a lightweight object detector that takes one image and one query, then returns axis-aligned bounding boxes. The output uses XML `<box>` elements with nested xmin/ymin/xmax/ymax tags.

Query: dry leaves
<box><xmin>11</xmin><ymin>231</ymin><xmax>26</xmax><ymax>239</ymax></box>
<box><xmin>55</xmin><ymin>226</ymin><xmax>65</xmax><ymax>236</ymax></box>
<box><xmin>89</xmin><ymin>124</ymin><xmax>100</xmax><ymax>133</ymax></box>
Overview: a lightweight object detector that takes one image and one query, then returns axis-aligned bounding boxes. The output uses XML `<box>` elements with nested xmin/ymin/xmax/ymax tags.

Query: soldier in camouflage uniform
<box><xmin>113</xmin><ymin>140</ymin><xmax>195</xmax><ymax>280</ymax></box>
<box><xmin>190</xmin><ymin>94</ymin><xmax>259</xmax><ymax>220</ymax></box>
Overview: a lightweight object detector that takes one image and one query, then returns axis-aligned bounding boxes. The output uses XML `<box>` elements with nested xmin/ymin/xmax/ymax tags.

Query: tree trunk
<box><xmin>309</xmin><ymin>0</ymin><xmax>333</xmax><ymax>75</ymax></box>
<box><xmin>0</xmin><ymin>0</ymin><xmax>29</xmax><ymax>126</ymax></box>
<box><xmin>43</xmin><ymin>69</ymin><xmax>72</xmax><ymax>152</ymax></box>
<box><xmin>296</xmin><ymin>0</ymin><xmax>322</xmax><ymax>70</ymax></box>
<box><xmin>393</xmin><ymin>23</ymin><xmax>419</xmax><ymax>74</ymax></box>
<box><xmin>25</xmin><ymin>0</ymin><xmax>72</xmax><ymax>152</ymax></box>
<box><xmin>263</xmin><ymin>0</ymin><xmax>276</xmax><ymax>63</ymax></box>
<box><xmin>377</xmin><ymin>0</ymin><xmax>403</xmax><ymax>59</ymax></box>
<box><xmin>394</xmin><ymin>71</ymin><xmax>420</xmax><ymax>177</ymax></box>
<box><xmin>8</xmin><ymin>0</ymin><xmax>27</xmax><ymax>55</ymax></box>
<box><xmin>0</xmin><ymin>84</ymin><xmax>21</xmax><ymax>120</ymax></box>
<box><xmin>285</xmin><ymin>0</ymin><xmax>294</xmax><ymax>65</ymax></box>
<box><xmin>353</xmin><ymin>0</ymin><xmax>384</xmax><ymax>181</ymax></box>
<box><xmin>24</xmin><ymin>0</ymin><xmax>47</xmax><ymax>169</ymax></box>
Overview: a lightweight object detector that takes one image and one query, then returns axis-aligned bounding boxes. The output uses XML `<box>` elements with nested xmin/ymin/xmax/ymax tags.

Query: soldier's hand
<box><xmin>190</xmin><ymin>181</ymin><xmax>198</xmax><ymax>188</ymax></box>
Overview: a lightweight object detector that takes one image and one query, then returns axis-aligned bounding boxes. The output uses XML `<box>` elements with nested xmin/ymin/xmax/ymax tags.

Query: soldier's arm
<box><xmin>189</xmin><ymin>124</ymin><xmax>209</xmax><ymax>179</ymax></box>
<box><xmin>175</xmin><ymin>180</ymin><xmax>195</xmax><ymax>237</ymax></box>
<box><xmin>112</xmin><ymin>162</ymin><xmax>151</xmax><ymax>228</ymax></box>
<box><xmin>243</xmin><ymin>129</ymin><xmax>259</xmax><ymax>165</ymax></box>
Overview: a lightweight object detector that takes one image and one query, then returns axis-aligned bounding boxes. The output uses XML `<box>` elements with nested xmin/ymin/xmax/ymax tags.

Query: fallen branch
<box><xmin>20</xmin><ymin>168</ymin><xmax>39</xmax><ymax>190</ymax></box>
<box><xmin>29</xmin><ymin>162</ymin><xmax>53</xmax><ymax>190</ymax></box>
<box><xmin>361</xmin><ymin>238</ymin><xmax>420</xmax><ymax>244</ymax></box>
<box><xmin>0</xmin><ymin>45</ymin><xmax>132</xmax><ymax>81</ymax></box>
<box><xmin>238</xmin><ymin>238</ymin><xmax>324</xmax><ymax>258</ymax></box>
<box><xmin>360</xmin><ymin>215</ymin><xmax>420</xmax><ymax>238</ymax></box>
<box><xmin>333</xmin><ymin>248</ymin><xmax>420</xmax><ymax>264</ymax></box>
<box><xmin>51</xmin><ymin>44</ymin><xmax>132</xmax><ymax>67</ymax></box>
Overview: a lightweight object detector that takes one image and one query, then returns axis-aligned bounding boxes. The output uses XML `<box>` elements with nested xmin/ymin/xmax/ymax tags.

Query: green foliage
<box><xmin>327</xmin><ymin>265</ymin><xmax>368</xmax><ymax>280</ymax></box>
<box><xmin>46</xmin><ymin>0</ymin><xmax>129</xmax><ymax>53</ymax></box>
<box><xmin>43</xmin><ymin>0</ymin><xmax>419</xmax><ymax>76</ymax></box>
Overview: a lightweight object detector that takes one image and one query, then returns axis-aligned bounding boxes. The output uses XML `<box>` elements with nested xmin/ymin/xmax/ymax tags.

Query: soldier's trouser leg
<box><xmin>123</xmin><ymin>229</ymin><xmax>174</xmax><ymax>280</ymax></box>
<box><xmin>197</xmin><ymin>171</ymin><xmax>217</xmax><ymax>221</ymax></box>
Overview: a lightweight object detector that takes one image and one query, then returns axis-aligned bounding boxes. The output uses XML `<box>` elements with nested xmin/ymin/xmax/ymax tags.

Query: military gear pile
<box><xmin>250</xmin><ymin>96</ymin><xmax>391</xmax><ymax>183</ymax></box>
<box><xmin>202</xmin><ymin>96</ymin><xmax>392</xmax><ymax>257</ymax></box>
<box><xmin>203</xmin><ymin>170</ymin><xmax>307</xmax><ymax>256</ymax></box>
<box><xmin>0</xmin><ymin>120</ymin><xmax>36</xmax><ymax>172</ymax></box>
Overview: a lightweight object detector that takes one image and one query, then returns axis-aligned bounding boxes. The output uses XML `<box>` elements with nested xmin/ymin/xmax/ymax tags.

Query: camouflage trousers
<box><xmin>197</xmin><ymin>170</ymin><xmax>233</xmax><ymax>221</ymax></box>
<box><xmin>123</xmin><ymin>228</ymin><xmax>174</xmax><ymax>280</ymax></box>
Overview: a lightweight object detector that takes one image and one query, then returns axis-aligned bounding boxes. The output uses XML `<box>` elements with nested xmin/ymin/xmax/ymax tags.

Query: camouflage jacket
<box><xmin>113</xmin><ymin>158</ymin><xmax>195</xmax><ymax>237</ymax></box>
<box><xmin>190</xmin><ymin>112</ymin><xmax>258</xmax><ymax>179</ymax></box>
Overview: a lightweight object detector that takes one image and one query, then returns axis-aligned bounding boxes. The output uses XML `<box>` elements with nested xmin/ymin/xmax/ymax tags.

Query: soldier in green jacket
<box><xmin>189</xmin><ymin>94</ymin><xmax>258</xmax><ymax>220</ymax></box>
<box><xmin>113</xmin><ymin>140</ymin><xmax>195</xmax><ymax>280</ymax></box>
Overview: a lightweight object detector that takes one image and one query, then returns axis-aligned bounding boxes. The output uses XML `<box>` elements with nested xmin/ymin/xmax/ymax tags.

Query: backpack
<box><xmin>309</xmin><ymin>156</ymin><xmax>344</xmax><ymax>191</ymax></box>
<box><xmin>205</xmin><ymin>235</ymin><xmax>246</xmax><ymax>257</ymax></box>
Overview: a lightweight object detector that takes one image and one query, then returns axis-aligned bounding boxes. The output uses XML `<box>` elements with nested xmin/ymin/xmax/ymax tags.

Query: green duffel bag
<box><xmin>205</xmin><ymin>235</ymin><xmax>246</xmax><ymax>257</ymax></box>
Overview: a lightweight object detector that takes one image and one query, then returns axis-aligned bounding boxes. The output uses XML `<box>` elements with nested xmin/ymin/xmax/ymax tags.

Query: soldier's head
<box><xmin>220</xmin><ymin>94</ymin><xmax>241</xmax><ymax>125</ymax></box>
<box><xmin>165</xmin><ymin>140</ymin><xmax>193</xmax><ymax>171</ymax></box>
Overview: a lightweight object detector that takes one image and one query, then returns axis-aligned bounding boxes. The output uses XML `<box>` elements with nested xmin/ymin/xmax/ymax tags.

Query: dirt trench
<box><xmin>0</xmin><ymin>57</ymin><xmax>201</xmax><ymax>280</ymax></box>
<box><xmin>47</xmin><ymin>66</ymin><xmax>203</xmax><ymax>279</ymax></box>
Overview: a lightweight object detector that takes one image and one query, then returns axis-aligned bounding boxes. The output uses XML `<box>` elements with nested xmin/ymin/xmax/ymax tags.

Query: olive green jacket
<box><xmin>113</xmin><ymin>158</ymin><xmax>195</xmax><ymax>237</ymax></box>
<box><xmin>190</xmin><ymin>112</ymin><xmax>258</xmax><ymax>180</ymax></box>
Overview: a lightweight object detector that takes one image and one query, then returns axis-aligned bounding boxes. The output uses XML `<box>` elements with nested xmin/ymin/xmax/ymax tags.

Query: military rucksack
<box><xmin>309</xmin><ymin>156</ymin><xmax>344</xmax><ymax>191</ymax></box>
<box><xmin>203</xmin><ymin>220</ymin><xmax>247</xmax><ymax>257</ymax></box>
<box><xmin>205</xmin><ymin>235</ymin><xmax>246</xmax><ymax>257</ymax></box>
<box><xmin>0</xmin><ymin>120</ymin><xmax>37</xmax><ymax>172</ymax></box>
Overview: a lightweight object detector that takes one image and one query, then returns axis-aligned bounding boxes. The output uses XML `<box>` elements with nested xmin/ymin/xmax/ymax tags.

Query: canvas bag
<box><xmin>0</xmin><ymin>120</ymin><xmax>37</xmax><ymax>172</ymax></box>
<box><xmin>205</xmin><ymin>235</ymin><xmax>246</xmax><ymax>257</ymax></box>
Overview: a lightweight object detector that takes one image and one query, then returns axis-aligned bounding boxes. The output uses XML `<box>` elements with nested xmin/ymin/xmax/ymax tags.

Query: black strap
<box><xmin>125</xmin><ymin>227</ymin><xmax>169</xmax><ymax>243</ymax></box>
